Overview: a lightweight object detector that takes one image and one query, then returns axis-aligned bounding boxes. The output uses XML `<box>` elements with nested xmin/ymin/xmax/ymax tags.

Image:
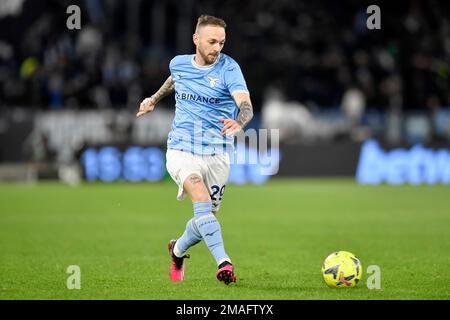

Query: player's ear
<box><xmin>193</xmin><ymin>33</ymin><xmax>199</xmax><ymax>46</ymax></box>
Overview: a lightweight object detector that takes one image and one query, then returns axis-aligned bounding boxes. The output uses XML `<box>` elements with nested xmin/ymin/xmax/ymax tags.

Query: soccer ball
<box><xmin>321</xmin><ymin>251</ymin><xmax>362</xmax><ymax>288</ymax></box>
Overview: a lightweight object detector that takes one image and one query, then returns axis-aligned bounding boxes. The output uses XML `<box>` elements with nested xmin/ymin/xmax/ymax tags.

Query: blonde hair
<box><xmin>195</xmin><ymin>15</ymin><xmax>226</xmax><ymax>32</ymax></box>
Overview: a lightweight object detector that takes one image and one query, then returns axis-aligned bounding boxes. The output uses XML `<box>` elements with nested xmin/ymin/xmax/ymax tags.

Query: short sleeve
<box><xmin>224</xmin><ymin>63</ymin><xmax>249</xmax><ymax>95</ymax></box>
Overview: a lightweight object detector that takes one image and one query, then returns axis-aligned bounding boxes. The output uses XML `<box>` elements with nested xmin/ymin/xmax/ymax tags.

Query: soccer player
<box><xmin>136</xmin><ymin>15</ymin><xmax>253</xmax><ymax>285</ymax></box>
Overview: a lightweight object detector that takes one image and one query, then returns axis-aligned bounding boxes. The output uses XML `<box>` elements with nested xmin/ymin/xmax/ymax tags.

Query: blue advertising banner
<box><xmin>356</xmin><ymin>140</ymin><xmax>450</xmax><ymax>185</ymax></box>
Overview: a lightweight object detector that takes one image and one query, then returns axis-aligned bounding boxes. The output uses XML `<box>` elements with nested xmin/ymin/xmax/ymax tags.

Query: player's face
<box><xmin>194</xmin><ymin>26</ymin><xmax>226</xmax><ymax>65</ymax></box>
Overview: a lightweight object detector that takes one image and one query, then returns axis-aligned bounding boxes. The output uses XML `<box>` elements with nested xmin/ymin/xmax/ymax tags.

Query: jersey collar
<box><xmin>191</xmin><ymin>53</ymin><xmax>221</xmax><ymax>70</ymax></box>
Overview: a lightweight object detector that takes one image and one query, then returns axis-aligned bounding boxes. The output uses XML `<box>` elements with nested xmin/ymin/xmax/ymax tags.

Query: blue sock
<box><xmin>173</xmin><ymin>218</ymin><xmax>202</xmax><ymax>257</ymax></box>
<box><xmin>193</xmin><ymin>201</ymin><xmax>230</xmax><ymax>266</ymax></box>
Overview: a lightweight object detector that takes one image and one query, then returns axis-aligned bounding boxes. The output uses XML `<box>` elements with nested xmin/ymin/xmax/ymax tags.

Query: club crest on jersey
<box><xmin>207</xmin><ymin>76</ymin><xmax>220</xmax><ymax>88</ymax></box>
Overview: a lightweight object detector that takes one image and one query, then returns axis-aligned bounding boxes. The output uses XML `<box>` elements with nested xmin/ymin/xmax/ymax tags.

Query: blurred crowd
<box><xmin>0</xmin><ymin>0</ymin><xmax>449</xmax><ymax>115</ymax></box>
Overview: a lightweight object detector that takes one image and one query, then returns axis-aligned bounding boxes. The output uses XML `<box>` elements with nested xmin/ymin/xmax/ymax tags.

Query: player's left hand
<box><xmin>220</xmin><ymin>118</ymin><xmax>242</xmax><ymax>136</ymax></box>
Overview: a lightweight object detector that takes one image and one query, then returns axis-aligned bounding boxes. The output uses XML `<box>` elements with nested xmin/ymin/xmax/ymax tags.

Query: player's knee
<box><xmin>185</xmin><ymin>174</ymin><xmax>210</xmax><ymax>202</ymax></box>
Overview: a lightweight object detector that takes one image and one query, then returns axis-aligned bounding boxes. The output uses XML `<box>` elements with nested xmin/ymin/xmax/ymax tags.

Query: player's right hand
<box><xmin>136</xmin><ymin>97</ymin><xmax>156</xmax><ymax>117</ymax></box>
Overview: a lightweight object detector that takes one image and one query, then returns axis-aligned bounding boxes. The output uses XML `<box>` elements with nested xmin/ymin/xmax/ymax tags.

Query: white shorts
<box><xmin>166</xmin><ymin>149</ymin><xmax>230</xmax><ymax>213</ymax></box>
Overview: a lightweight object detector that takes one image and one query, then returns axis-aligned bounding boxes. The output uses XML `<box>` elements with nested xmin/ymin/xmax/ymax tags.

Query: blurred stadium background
<box><xmin>1</xmin><ymin>0</ymin><xmax>450</xmax><ymax>299</ymax></box>
<box><xmin>0</xmin><ymin>0</ymin><xmax>449</xmax><ymax>183</ymax></box>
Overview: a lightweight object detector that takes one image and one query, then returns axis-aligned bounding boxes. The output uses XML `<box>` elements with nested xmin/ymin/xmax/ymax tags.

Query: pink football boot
<box><xmin>168</xmin><ymin>240</ymin><xmax>190</xmax><ymax>282</ymax></box>
<box><xmin>216</xmin><ymin>262</ymin><xmax>236</xmax><ymax>285</ymax></box>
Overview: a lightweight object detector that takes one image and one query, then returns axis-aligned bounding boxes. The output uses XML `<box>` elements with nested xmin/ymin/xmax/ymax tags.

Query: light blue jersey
<box><xmin>167</xmin><ymin>53</ymin><xmax>248</xmax><ymax>155</ymax></box>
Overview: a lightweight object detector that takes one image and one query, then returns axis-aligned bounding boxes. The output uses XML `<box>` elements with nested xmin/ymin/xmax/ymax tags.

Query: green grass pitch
<box><xmin>1</xmin><ymin>179</ymin><xmax>449</xmax><ymax>299</ymax></box>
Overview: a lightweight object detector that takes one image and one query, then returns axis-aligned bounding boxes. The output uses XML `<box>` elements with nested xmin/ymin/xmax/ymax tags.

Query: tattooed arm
<box><xmin>236</xmin><ymin>100</ymin><xmax>254</xmax><ymax>128</ymax></box>
<box><xmin>136</xmin><ymin>75</ymin><xmax>175</xmax><ymax>117</ymax></box>
<box><xmin>220</xmin><ymin>92</ymin><xmax>254</xmax><ymax>136</ymax></box>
